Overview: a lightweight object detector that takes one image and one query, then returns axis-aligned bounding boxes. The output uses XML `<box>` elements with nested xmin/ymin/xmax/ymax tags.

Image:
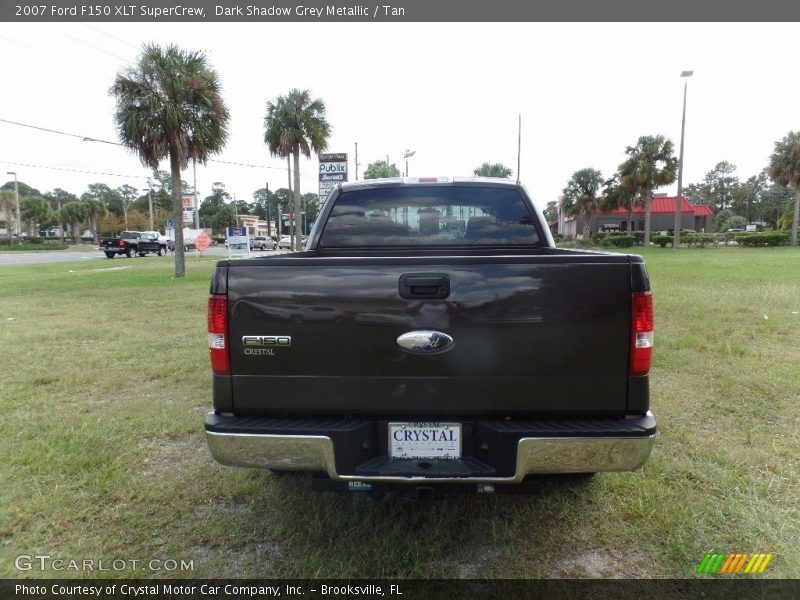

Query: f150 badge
<box><xmin>242</xmin><ymin>335</ymin><xmax>291</xmax><ymax>356</ymax></box>
<box><xmin>396</xmin><ymin>330</ymin><xmax>454</xmax><ymax>355</ymax></box>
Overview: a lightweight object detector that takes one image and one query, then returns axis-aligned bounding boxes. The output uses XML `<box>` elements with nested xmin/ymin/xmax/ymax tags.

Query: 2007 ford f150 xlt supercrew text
<box><xmin>205</xmin><ymin>178</ymin><xmax>656</xmax><ymax>497</ymax></box>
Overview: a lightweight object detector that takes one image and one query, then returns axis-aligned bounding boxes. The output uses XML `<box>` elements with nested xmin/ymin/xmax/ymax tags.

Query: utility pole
<box><xmin>193</xmin><ymin>158</ymin><xmax>200</xmax><ymax>230</ymax></box>
<box><xmin>6</xmin><ymin>171</ymin><xmax>19</xmax><ymax>235</ymax></box>
<box><xmin>404</xmin><ymin>149</ymin><xmax>416</xmax><ymax>177</ymax></box>
<box><xmin>516</xmin><ymin>114</ymin><xmax>522</xmax><ymax>185</ymax></box>
<box><xmin>148</xmin><ymin>186</ymin><xmax>154</xmax><ymax>230</ymax></box>
<box><xmin>674</xmin><ymin>70</ymin><xmax>693</xmax><ymax>249</ymax></box>
<box><xmin>287</xmin><ymin>155</ymin><xmax>295</xmax><ymax>250</ymax></box>
<box><xmin>58</xmin><ymin>196</ymin><xmax>64</xmax><ymax>244</ymax></box>
<box><xmin>265</xmin><ymin>182</ymin><xmax>271</xmax><ymax>238</ymax></box>
<box><xmin>355</xmin><ymin>142</ymin><xmax>358</xmax><ymax>181</ymax></box>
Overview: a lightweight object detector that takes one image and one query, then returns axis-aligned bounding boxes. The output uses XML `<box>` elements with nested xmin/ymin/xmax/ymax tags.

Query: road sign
<box><xmin>166</xmin><ymin>219</ymin><xmax>174</xmax><ymax>228</ymax></box>
<box><xmin>319</xmin><ymin>152</ymin><xmax>347</xmax><ymax>203</ymax></box>
<box><xmin>195</xmin><ymin>230</ymin><xmax>212</xmax><ymax>253</ymax></box>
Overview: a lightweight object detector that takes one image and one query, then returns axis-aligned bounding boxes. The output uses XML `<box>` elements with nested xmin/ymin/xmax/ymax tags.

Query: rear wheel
<box><xmin>126</xmin><ymin>249</ymin><xmax>134</xmax><ymax>258</ymax></box>
<box><xmin>184</xmin><ymin>244</ymin><xmax>190</xmax><ymax>252</ymax></box>
<box><xmin>104</xmin><ymin>252</ymin><xmax>115</xmax><ymax>259</ymax></box>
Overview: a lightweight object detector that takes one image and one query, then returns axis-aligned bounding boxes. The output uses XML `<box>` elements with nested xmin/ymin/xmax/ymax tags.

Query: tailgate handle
<box><xmin>399</xmin><ymin>273</ymin><xmax>450</xmax><ymax>299</ymax></box>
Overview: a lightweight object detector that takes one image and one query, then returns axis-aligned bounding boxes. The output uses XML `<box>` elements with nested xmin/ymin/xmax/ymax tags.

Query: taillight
<box><xmin>119</xmin><ymin>240</ymin><xmax>126</xmax><ymax>247</ymax></box>
<box><xmin>208</xmin><ymin>294</ymin><xmax>229</xmax><ymax>375</ymax></box>
<box><xmin>630</xmin><ymin>291</ymin><xmax>654</xmax><ymax>376</ymax></box>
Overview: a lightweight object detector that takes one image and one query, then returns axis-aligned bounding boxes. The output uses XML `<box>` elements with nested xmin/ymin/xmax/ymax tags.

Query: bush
<box><xmin>553</xmin><ymin>233</ymin><xmax>565</xmax><ymax>242</ymax></box>
<box><xmin>609</xmin><ymin>235</ymin><xmax>634</xmax><ymax>248</ymax></box>
<box><xmin>653</xmin><ymin>235</ymin><xmax>672</xmax><ymax>248</ymax></box>
<box><xmin>735</xmin><ymin>233</ymin><xmax>789</xmax><ymax>247</ymax></box>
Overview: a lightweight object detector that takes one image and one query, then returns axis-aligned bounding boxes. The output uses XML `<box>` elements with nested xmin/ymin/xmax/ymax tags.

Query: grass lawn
<box><xmin>0</xmin><ymin>248</ymin><xmax>798</xmax><ymax>579</ymax></box>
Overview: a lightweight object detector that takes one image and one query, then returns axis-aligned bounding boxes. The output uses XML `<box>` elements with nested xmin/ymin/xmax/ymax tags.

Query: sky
<box><xmin>0</xmin><ymin>22</ymin><xmax>796</xmax><ymax>213</ymax></box>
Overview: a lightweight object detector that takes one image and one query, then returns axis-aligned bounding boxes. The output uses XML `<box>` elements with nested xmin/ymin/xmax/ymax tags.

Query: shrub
<box><xmin>653</xmin><ymin>235</ymin><xmax>672</xmax><ymax>248</ymax></box>
<box><xmin>735</xmin><ymin>233</ymin><xmax>789</xmax><ymax>247</ymax></box>
<box><xmin>609</xmin><ymin>235</ymin><xmax>634</xmax><ymax>248</ymax></box>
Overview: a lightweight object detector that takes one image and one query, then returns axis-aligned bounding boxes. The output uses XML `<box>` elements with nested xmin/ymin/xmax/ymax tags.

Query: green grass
<box><xmin>0</xmin><ymin>248</ymin><xmax>798</xmax><ymax>579</ymax></box>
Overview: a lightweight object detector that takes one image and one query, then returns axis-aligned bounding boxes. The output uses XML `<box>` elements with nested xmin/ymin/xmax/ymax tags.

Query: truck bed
<box><xmin>212</xmin><ymin>248</ymin><xmax>648</xmax><ymax>418</ymax></box>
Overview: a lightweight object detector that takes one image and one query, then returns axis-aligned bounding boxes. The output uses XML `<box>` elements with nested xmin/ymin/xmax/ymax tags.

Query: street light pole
<box><xmin>673</xmin><ymin>70</ymin><xmax>693</xmax><ymax>249</ymax></box>
<box><xmin>404</xmin><ymin>149</ymin><xmax>416</xmax><ymax>177</ymax></box>
<box><xmin>6</xmin><ymin>171</ymin><xmax>19</xmax><ymax>235</ymax></box>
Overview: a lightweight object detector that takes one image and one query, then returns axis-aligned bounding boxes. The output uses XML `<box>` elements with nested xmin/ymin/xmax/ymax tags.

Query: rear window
<box><xmin>319</xmin><ymin>185</ymin><xmax>540</xmax><ymax>248</ymax></box>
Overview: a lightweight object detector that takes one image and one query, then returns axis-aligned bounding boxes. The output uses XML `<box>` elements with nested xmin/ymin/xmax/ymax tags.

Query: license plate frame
<box><xmin>388</xmin><ymin>422</ymin><xmax>462</xmax><ymax>460</ymax></box>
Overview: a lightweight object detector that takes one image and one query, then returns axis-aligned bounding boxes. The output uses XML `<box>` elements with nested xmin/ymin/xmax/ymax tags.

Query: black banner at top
<box><xmin>0</xmin><ymin>0</ymin><xmax>797</xmax><ymax>22</ymax></box>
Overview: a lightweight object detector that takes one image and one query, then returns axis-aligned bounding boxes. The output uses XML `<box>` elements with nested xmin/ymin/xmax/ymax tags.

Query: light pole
<box><xmin>673</xmin><ymin>70</ymin><xmax>693</xmax><ymax>249</ymax></box>
<box><xmin>6</xmin><ymin>171</ymin><xmax>20</xmax><ymax>235</ymax></box>
<box><xmin>404</xmin><ymin>149</ymin><xmax>416</xmax><ymax>177</ymax></box>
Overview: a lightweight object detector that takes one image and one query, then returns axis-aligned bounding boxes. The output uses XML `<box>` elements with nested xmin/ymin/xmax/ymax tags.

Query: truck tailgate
<box><xmin>225</xmin><ymin>255</ymin><xmax>634</xmax><ymax>416</ymax></box>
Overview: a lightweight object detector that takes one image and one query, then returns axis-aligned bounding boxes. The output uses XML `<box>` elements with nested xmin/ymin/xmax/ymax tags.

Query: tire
<box><xmin>184</xmin><ymin>245</ymin><xmax>190</xmax><ymax>252</ymax></box>
<box><xmin>126</xmin><ymin>249</ymin><xmax>134</xmax><ymax>258</ymax></box>
<box><xmin>158</xmin><ymin>247</ymin><xmax>164</xmax><ymax>256</ymax></box>
<box><xmin>138</xmin><ymin>253</ymin><xmax>146</xmax><ymax>257</ymax></box>
<box><xmin>104</xmin><ymin>252</ymin><xmax>115</xmax><ymax>259</ymax></box>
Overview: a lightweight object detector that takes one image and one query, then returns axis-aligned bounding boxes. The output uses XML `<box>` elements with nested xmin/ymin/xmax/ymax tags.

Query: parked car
<box><xmin>278</xmin><ymin>235</ymin><xmax>292</xmax><ymax>249</ymax></box>
<box><xmin>250</xmin><ymin>236</ymin><xmax>277</xmax><ymax>251</ymax></box>
<box><xmin>98</xmin><ymin>231</ymin><xmax>162</xmax><ymax>258</ymax></box>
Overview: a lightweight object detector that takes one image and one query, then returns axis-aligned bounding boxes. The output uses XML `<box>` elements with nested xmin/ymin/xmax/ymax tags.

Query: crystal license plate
<box><xmin>389</xmin><ymin>422</ymin><xmax>461</xmax><ymax>460</ymax></box>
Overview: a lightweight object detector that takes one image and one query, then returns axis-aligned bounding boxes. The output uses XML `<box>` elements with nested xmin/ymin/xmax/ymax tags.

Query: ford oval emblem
<box><xmin>396</xmin><ymin>330</ymin><xmax>454</xmax><ymax>355</ymax></box>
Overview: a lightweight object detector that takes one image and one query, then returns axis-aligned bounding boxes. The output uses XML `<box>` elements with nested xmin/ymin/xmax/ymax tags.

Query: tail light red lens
<box><xmin>208</xmin><ymin>294</ymin><xmax>229</xmax><ymax>375</ymax></box>
<box><xmin>630</xmin><ymin>291</ymin><xmax>654</xmax><ymax>376</ymax></box>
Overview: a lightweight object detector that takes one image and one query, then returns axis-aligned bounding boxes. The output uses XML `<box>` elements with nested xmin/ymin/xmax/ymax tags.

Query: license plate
<box><xmin>389</xmin><ymin>422</ymin><xmax>461</xmax><ymax>460</ymax></box>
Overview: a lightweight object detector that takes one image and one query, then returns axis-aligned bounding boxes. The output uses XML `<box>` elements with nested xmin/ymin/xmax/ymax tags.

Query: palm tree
<box><xmin>619</xmin><ymin>135</ymin><xmax>678</xmax><ymax>246</ymax></box>
<box><xmin>110</xmin><ymin>43</ymin><xmax>230</xmax><ymax>277</ymax></box>
<box><xmin>264</xmin><ymin>89</ymin><xmax>331</xmax><ymax>251</ymax></box>
<box><xmin>473</xmin><ymin>162</ymin><xmax>513</xmax><ymax>178</ymax></box>
<box><xmin>20</xmin><ymin>196</ymin><xmax>52</xmax><ymax>236</ymax></box>
<box><xmin>604</xmin><ymin>173</ymin><xmax>641</xmax><ymax>234</ymax></box>
<box><xmin>768</xmin><ymin>131</ymin><xmax>800</xmax><ymax>246</ymax></box>
<box><xmin>60</xmin><ymin>202</ymin><xmax>87</xmax><ymax>242</ymax></box>
<box><xmin>83</xmin><ymin>198</ymin><xmax>108</xmax><ymax>242</ymax></box>
<box><xmin>563</xmin><ymin>168</ymin><xmax>604</xmax><ymax>241</ymax></box>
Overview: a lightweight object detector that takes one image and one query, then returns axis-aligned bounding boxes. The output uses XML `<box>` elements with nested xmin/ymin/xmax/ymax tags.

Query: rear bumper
<box><xmin>206</xmin><ymin>412</ymin><xmax>656</xmax><ymax>483</ymax></box>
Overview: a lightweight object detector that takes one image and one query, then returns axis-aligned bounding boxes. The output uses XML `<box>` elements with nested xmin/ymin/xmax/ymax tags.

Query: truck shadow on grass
<box><xmin>198</xmin><ymin>470</ymin><xmax>609</xmax><ymax>578</ymax></box>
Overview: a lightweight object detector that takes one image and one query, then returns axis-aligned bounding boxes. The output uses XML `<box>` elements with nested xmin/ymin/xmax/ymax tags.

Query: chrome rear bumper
<box><xmin>206</xmin><ymin>422</ymin><xmax>655</xmax><ymax>483</ymax></box>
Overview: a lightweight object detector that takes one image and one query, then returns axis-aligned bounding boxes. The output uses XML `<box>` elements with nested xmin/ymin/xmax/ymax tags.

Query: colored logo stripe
<box><xmin>697</xmin><ymin>553</ymin><xmax>773</xmax><ymax>574</ymax></box>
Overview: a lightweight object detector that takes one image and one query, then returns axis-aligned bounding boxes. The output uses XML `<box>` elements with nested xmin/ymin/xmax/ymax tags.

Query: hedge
<box><xmin>735</xmin><ymin>233</ymin><xmax>789</xmax><ymax>247</ymax></box>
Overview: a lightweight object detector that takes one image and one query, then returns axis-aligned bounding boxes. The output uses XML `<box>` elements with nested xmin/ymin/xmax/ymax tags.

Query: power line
<box><xmin>1</xmin><ymin>159</ymin><xmax>147</xmax><ymax>180</ymax></box>
<box><xmin>0</xmin><ymin>117</ymin><xmax>316</xmax><ymax>179</ymax></box>
<box><xmin>81</xmin><ymin>23</ymin><xmax>140</xmax><ymax>51</ymax></box>
<box><xmin>48</xmin><ymin>24</ymin><xmax>131</xmax><ymax>62</ymax></box>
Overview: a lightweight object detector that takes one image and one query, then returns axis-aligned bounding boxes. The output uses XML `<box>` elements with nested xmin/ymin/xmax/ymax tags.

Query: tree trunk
<box><xmin>170</xmin><ymin>150</ymin><xmax>186</xmax><ymax>278</ymax></box>
<box><xmin>791</xmin><ymin>189</ymin><xmax>799</xmax><ymax>247</ymax></box>
<box><xmin>643</xmin><ymin>192</ymin><xmax>652</xmax><ymax>247</ymax></box>
<box><xmin>627</xmin><ymin>204</ymin><xmax>633</xmax><ymax>236</ymax></box>
<box><xmin>293</xmin><ymin>147</ymin><xmax>302</xmax><ymax>251</ymax></box>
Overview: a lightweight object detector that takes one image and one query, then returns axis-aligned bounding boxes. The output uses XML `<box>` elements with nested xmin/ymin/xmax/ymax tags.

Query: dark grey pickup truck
<box><xmin>205</xmin><ymin>178</ymin><xmax>656</xmax><ymax>497</ymax></box>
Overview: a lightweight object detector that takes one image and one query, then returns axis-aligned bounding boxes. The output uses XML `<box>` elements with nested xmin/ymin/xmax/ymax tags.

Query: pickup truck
<box><xmin>205</xmin><ymin>178</ymin><xmax>656</xmax><ymax>498</ymax></box>
<box><xmin>99</xmin><ymin>231</ymin><xmax>164</xmax><ymax>258</ymax></box>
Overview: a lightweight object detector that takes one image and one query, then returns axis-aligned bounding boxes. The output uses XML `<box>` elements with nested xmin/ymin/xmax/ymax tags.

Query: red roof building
<box><xmin>562</xmin><ymin>195</ymin><xmax>714</xmax><ymax>238</ymax></box>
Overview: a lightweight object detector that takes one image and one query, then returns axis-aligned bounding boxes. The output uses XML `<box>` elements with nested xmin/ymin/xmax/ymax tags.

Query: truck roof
<box><xmin>336</xmin><ymin>177</ymin><xmax>522</xmax><ymax>193</ymax></box>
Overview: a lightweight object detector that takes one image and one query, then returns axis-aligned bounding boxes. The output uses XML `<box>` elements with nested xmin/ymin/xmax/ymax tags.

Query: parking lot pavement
<box><xmin>0</xmin><ymin>244</ymin><xmax>289</xmax><ymax>266</ymax></box>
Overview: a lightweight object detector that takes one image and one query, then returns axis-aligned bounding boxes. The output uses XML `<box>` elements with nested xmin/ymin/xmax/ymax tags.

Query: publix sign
<box><xmin>318</xmin><ymin>153</ymin><xmax>347</xmax><ymax>203</ymax></box>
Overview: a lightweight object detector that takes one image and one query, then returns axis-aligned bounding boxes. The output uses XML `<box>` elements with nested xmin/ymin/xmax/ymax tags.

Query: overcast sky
<box><xmin>0</xmin><ymin>22</ymin><xmax>796</xmax><ymax>212</ymax></box>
